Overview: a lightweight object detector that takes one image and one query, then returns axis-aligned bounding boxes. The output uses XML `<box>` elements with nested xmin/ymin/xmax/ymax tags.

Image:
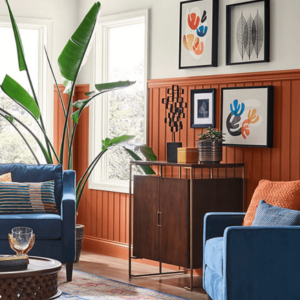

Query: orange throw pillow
<box><xmin>0</xmin><ymin>172</ymin><xmax>12</xmax><ymax>182</ymax></box>
<box><xmin>243</xmin><ymin>179</ymin><xmax>300</xmax><ymax>226</ymax></box>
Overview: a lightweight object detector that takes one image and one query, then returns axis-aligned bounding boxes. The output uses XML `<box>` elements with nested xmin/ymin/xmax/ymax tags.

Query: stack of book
<box><xmin>0</xmin><ymin>255</ymin><xmax>28</xmax><ymax>272</ymax></box>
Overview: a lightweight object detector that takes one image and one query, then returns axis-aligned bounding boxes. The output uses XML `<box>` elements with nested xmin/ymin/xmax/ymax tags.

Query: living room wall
<box><xmin>72</xmin><ymin>68</ymin><xmax>300</xmax><ymax>259</ymax></box>
<box><xmin>78</xmin><ymin>0</ymin><xmax>300</xmax><ymax>81</ymax></box>
<box><xmin>70</xmin><ymin>0</ymin><xmax>300</xmax><ymax>258</ymax></box>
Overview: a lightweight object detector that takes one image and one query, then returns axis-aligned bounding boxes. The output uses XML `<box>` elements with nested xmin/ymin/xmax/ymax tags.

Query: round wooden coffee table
<box><xmin>0</xmin><ymin>256</ymin><xmax>62</xmax><ymax>300</ymax></box>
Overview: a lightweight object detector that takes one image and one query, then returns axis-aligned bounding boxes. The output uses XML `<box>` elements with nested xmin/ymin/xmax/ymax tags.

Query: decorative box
<box><xmin>177</xmin><ymin>147</ymin><xmax>198</xmax><ymax>163</ymax></box>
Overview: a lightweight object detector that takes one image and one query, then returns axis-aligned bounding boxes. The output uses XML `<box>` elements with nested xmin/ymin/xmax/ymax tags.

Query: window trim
<box><xmin>89</xmin><ymin>9</ymin><xmax>148</xmax><ymax>194</ymax></box>
<box><xmin>0</xmin><ymin>16</ymin><xmax>54</xmax><ymax>145</ymax></box>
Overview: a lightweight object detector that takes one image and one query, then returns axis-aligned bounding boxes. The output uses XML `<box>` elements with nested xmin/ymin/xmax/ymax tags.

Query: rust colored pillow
<box><xmin>243</xmin><ymin>179</ymin><xmax>300</xmax><ymax>226</ymax></box>
<box><xmin>0</xmin><ymin>172</ymin><xmax>12</xmax><ymax>182</ymax></box>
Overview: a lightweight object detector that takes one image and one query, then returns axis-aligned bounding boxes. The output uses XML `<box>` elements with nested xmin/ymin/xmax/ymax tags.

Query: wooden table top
<box><xmin>0</xmin><ymin>256</ymin><xmax>61</xmax><ymax>278</ymax></box>
<box><xmin>130</xmin><ymin>161</ymin><xmax>245</xmax><ymax>168</ymax></box>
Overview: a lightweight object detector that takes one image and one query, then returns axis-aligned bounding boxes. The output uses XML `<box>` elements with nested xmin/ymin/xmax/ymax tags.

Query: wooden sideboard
<box><xmin>129</xmin><ymin>161</ymin><xmax>245</xmax><ymax>290</ymax></box>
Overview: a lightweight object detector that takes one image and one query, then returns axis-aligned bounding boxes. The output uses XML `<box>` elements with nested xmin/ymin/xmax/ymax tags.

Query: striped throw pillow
<box><xmin>0</xmin><ymin>181</ymin><xmax>58</xmax><ymax>214</ymax></box>
<box><xmin>0</xmin><ymin>173</ymin><xmax>12</xmax><ymax>182</ymax></box>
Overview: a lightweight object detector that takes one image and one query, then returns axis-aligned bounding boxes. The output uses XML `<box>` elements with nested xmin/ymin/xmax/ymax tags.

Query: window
<box><xmin>89</xmin><ymin>10</ymin><xmax>148</xmax><ymax>193</ymax></box>
<box><xmin>0</xmin><ymin>17</ymin><xmax>53</xmax><ymax>163</ymax></box>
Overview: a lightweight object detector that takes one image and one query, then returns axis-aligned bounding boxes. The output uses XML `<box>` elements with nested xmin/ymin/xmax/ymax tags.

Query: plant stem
<box><xmin>24</xmin><ymin>60</ymin><xmax>52</xmax><ymax>162</ymax></box>
<box><xmin>76</xmin><ymin>150</ymin><xmax>106</xmax><ymax>210</ymax></box>
<box><xmin>0</xmin><ymin>113</ymin><xmax>40</xmax><ymax>164</ymax></box>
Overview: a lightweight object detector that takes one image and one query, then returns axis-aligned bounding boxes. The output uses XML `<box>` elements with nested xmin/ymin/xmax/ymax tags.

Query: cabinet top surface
<box><xmin>130</xmin><ymin>161</ymin><xmax>244</xmax><ymax>168</ymax></box>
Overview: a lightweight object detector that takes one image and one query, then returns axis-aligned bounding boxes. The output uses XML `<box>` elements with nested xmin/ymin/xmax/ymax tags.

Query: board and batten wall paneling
<box><xmin>148</xmin><ymin>69</ymin><xmax>300</xmax><ymax>211</ymax></box>
<box><xmin>54</xmin><ymin>69</ymin><xmax>300</xmax><ymax>259</ymax></box>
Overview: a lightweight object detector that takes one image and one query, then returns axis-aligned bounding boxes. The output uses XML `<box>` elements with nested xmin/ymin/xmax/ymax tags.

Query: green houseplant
<box><xmin>197</xmin><ymin>127</ymin><xmax>224</xmax><ymax>163</ymax></box>
<box><xmin>0</xmin><ymin>1</ymin><xmax>156</xmax><ymax>260</ymax></box>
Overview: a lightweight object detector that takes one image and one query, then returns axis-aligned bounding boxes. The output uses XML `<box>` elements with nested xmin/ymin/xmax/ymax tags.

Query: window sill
<box><xmin>89</xmin><ymin>179</ymin><xmax>131</xmax><ymax>194</ymax></box>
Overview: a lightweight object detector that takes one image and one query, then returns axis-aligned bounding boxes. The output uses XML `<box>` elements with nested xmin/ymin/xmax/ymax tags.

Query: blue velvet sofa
<box><xmin>203</xmin><ymin>212</ymin><xmax>300</xmax><ymax>300</ymax></box>
<box><xmin>0</xmin><ymin>163</ymin><xmax>76</xmax><ymax>281</ymax></box>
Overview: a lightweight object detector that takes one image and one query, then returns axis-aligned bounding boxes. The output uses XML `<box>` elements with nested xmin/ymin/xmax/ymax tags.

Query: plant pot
<box><xmin>75</xmin><ymin>224</ymin><xmax>85</xmax><ymax>263</ymax></box>
<box><xmin>198</xmin><ymin>141</ymin><xmax>222</xmax><ymax>164</ymax></box>
<box><xmin>167</xmin><ymin>142</ymin><xmax>182</xmax><ymax>162</ymax></box>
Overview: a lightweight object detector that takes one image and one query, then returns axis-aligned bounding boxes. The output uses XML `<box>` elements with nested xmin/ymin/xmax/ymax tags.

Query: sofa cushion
<box><xmin>205</xmin><ymin>237</ymin><xmax>223</xmax><ymax>277</ymax></box>
<box><xmin>204</xmin><ymin>266</ymin><xmax>223</xmax><ymax>300</ymax></box>
<box><xmin>0</xmin><ymin>181</ymin><xmax>59</xmax><ymax>214</ymax></box>
<box><xmin>0</xmin><ymin>173</ymin><xmax>11</xmax><ymax>182</ymax></box>
<box><xmin>0</xmin><ymin>213</ymin><xmax>61</xmax><ymax>240</ymax></box>
<box><xmin>0</xmin><ymin>164</ymin><xmax>63</xmax><ymax>210</ymax></box>
<box><xmin>252</xmin><ymin>200</ymin><xmax>300</xmax><ymax>226</ymax></box>
<box><xmin>243</xmin><ymin>179</ymin><xmax>300</xmax><ymax>226</ymax></box>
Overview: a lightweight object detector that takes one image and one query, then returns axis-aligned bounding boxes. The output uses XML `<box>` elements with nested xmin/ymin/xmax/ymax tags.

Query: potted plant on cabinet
<box><xmin>1</xmin><ymin>1</ymin><xmax>156</xmax><ymax>262</ymax></box>
<box><xmin>197</xmin><ymin>127</ymin><xmax>224</xmax><ymax>164</ymax></box>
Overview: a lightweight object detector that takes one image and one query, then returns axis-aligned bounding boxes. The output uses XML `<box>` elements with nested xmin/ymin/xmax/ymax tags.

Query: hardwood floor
<box><xmin>73</xmin><ymin>251</ymin><xmax>208</xmax><ymax>300</ymax></box>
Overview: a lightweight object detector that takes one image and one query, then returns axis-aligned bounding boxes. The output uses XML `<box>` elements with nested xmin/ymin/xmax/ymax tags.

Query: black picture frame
<box><xmin>179</xmin><ymin>0</ymin><xmax>219</xmax><ymax>69</ymax></box>
<box><xmin>221</xmin><ymin>86</ymin><xmax>274</xmax><ymax>147</ymax></box>
<box><xmin>226</xmin><ymin>0</ymin><xmax>270</xmax><ymax>65</ymax></box>
<box><xmin>190</xmin><ymin>88</ymin><xmax>215</xmax><ymax>128</ymax></box>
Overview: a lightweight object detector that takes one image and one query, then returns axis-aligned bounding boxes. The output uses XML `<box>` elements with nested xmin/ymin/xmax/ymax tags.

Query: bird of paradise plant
<box><xmin>0</xmin><ymin>1</ymin><xmax>156</xmax><ymax>211</ymax></box>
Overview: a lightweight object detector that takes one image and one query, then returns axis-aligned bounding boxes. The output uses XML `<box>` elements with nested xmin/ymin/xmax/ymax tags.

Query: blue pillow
<box><xmin>252</xmin><ymin>200</ymin><xmax>300</xmax><ymax>226</ymax></box>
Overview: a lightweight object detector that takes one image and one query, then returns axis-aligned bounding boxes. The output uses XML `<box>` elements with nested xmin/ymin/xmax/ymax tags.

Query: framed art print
<box><xmin>190</xmin><ymin>89</ymin><xmax>215</xmax><ymax>128</ymax></box>
<box><xmin>179</xmin><ymin>0</ymin><xmax>218</xmax><ymax>69</ymax></box>
<box><xmin>221</xmin><ymin>86</ymin><xmax>274</xmax><ymax>147</ymax></box>
<box><xmin>226</xmin><ymin>0</ymin><xmax>270</xmax><ymax>65</ymax></box>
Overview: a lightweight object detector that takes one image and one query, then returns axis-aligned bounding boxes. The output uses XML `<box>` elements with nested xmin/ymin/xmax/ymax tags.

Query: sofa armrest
<box><xmin>61</xmin><ymin>170</ymin><xmax>76</xmax><ymax>262</ymax></box>
<box><xmin>223</xmin><ymin>226</ymin><xmax>300</xmax><ymax>300</ymax></box>
<box><xmin>204</xmin><ymin>213</ymin><xmax>245</xmax><ymax>242</ymax></box>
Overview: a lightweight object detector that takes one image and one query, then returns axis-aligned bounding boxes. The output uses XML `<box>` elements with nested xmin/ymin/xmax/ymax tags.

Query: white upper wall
<box><xmin>2</xmin><ymin>0</ymin><xmax>298</xmax><ymax>83</ymax></box>
<box><xmin>0</xmin><ymin>0</ymin><xmax>79</xmax><ymax>82</ymax></box>
<box><xmin>78</xmin><ymin>0</ymin><xmax>300</xmax><ymax>82</ymax></box>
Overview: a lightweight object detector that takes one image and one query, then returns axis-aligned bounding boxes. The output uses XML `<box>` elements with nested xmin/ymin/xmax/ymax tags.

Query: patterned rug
<box><xmin>58</xmin><ymin>268</ymin><xmax>188</xmax><ymax>300</ymax></box>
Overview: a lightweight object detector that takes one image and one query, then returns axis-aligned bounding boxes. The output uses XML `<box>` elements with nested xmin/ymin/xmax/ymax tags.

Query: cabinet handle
<box><xmin>157</xmin><ymin>211</ymin><xmax>161</xmax><ymax>227</ymax></box>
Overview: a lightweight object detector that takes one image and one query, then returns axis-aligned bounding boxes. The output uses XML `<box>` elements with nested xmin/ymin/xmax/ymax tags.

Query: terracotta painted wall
<box><xmin>54</xmin><ymin>69</ymin><xmax>300</xmax><ymax>258</ymax></box>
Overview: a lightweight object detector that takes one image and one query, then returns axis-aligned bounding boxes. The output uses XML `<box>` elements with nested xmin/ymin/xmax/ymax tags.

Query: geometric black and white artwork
<box><xmin>226</xmin><ymin>0</ymin><xmax>270</xmax><ymax>65</ymax></box>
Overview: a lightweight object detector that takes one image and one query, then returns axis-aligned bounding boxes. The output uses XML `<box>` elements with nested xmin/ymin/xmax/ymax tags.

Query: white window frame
<box><xmin>0</xmin><ymin>16</ymin><xmax>54</xmax><ymax>147</ymax></box>
<box><xmin>89</xmin><ymin>9</ymin><xmax>148</xmax><ymax>193</ymax></box>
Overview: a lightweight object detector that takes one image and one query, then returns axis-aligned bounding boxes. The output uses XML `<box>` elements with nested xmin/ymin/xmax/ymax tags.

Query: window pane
<box><xmin>107</xmin><ymin>22</ymin><xmax>145</xmax><ymax>181</ymax></box>
<box><xmin>0</xmin><ymin>27</ymin><xmax>39</xmax><ymax>164</ymax></box>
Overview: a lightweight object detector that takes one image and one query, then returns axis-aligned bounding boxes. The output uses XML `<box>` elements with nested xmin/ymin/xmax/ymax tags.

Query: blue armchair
<box><xmin>0</xmin><ymin>163</ymin><xmax>76</xmax><ymax>281</ymax></box>
<box><xmin>203</xmin><ymin>212</ymin><xmax>300</xmax><ymax>300</ymax></box>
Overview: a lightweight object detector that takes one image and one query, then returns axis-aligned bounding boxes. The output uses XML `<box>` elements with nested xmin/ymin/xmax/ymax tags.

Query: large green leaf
<box><xmin>71</xmin><ymin>81</ymin><xmax>135</xmax><ymax>123</ymax></box>
<box><xmin>94</xmin><ymin>81</ymin><xmax>136</xmax><ymax>94</ymax></box>
<box><xmin>1</xmin><ymin>75</ymin><xmax>40</xmax><ymax>120</ymax></box>
<box><xmin>139</xmin><ymin>145</ymin><xmax>157</xmax><ymax>161</ymax></box>
<box><xmin>102</xmin><ymin>135</ymin><xmax>135</xmax><ymax>151</ymax></box>
<box><xmin>124</xmin><ymin>148</ymin><xmax>156</xmax><ymax>175</ymax></box>
<box><xmin>58</xmin><ymin>2</ymin><xmax>101</xmax><ymax>82</ymax></box>
<box><xmin>5</xmin><ymin>0</ymin><xmax>26</xmax><ymax>71</ymax></box>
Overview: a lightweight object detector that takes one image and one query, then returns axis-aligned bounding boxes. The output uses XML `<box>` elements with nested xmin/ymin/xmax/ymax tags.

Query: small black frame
<box><xmin>179</xmin><ymin>0</ymin><xmax>219</xmax><ymax>69</ymax></box>
<box><xmin>221</xmin><ymin>86</ymin><xmax>274</xmax><ymax>147</ymax></box>
<box><xmin>226</xmin><ymin>0</ymin><xmax>270</xmax><ymax>65</ymax></box>
<box><xmin>190</xmin><ymin>89</ymin><xmax>215</xmax><ymax>128</ymax></box>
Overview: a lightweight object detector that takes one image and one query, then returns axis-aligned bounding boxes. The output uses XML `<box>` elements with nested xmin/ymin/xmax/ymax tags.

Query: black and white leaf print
<box><xmin>246</xmin><ymin>14</ymin><xmax>254</xmax><ymax>59</ymax></box>
<box><xmin>253</xmin><ymin>10</ymin><xmax>264</xmax><ymax>58</ymax></box>
<box><xmin>236</xmin><ymin>12</ymin><xmax>248</xmax><ymax>60</ymax></box>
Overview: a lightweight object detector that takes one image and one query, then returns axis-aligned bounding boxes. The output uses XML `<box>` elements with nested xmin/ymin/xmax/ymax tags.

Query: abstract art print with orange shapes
<box><xmin>221</xmin><ymin>86</ymin><xmax>274</xmax><ymax>147</ymax></box>
<box><xmin>179</xmin><ymin>0</ymin><xmax>218</xmax><ymax>69</ymax></box>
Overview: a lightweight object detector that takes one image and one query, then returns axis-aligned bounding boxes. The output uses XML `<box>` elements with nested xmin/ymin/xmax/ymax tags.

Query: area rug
<box><xmin>58</xmin><ymin>268</ymin><xmax>188</xmax><ymax>300</ymax></box>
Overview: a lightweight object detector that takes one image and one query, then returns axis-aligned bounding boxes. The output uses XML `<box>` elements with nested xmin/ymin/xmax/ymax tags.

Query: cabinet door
<box><xmin>133</xmin><ymin>176</ymin><xmax>160</xmax><ymax>261</ymax></box>
<box><xmin>160</xmin><ymin>178</ymin><xmax>189</xmax><ymax>267</ymax></box>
